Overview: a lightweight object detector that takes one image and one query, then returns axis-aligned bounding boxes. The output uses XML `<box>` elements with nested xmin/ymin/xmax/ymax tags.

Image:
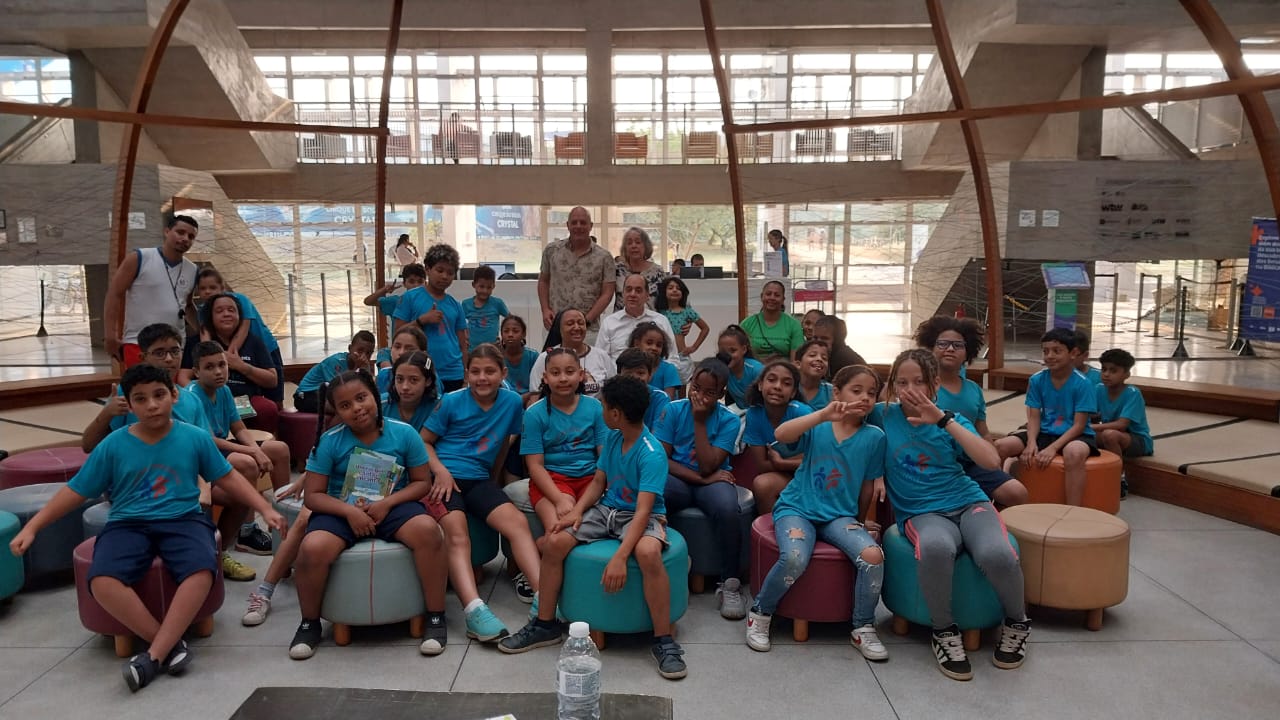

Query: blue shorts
<box><xmin>306</xmin><ymin>500</ymin><xmax>426</xmax><ymax>548</ymax></box>
<box><xmin>960</xmin><ymin>457</ymin><xmax>1017</xmax><ymax>499</ymax></box>
<box><xmin>88</xmin><ymin>513</ymin><xmax>219</xmax><ymax>590</ymax></box>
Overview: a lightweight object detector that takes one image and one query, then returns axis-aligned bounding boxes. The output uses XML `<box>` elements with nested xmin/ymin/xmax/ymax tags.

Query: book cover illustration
<box><xmin>340</xmin><ymin>447</ymin><xmax>404</xmax><ymax>507</ymax></box>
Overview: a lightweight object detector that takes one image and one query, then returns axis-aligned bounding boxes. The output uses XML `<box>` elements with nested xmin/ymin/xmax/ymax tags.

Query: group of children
<box><xmin>9</xmin><ymin>239</ymin><xmax>1155</xmax><ymax>692</ymax></box>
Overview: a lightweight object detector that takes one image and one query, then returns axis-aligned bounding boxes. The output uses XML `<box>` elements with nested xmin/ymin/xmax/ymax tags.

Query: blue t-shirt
<box><xmin>1027</xmin><ymin>369</ymin><xmax>1097</xmax><ymax>437</ymax></box>
<box><xmin>801</xmin><ymin>381</ymin><xmax>834</xmax><ymax>412</ymax></box>
<box><xmin>936</xmin><ymin>378</ymin><xmax>987</xmax><ymax>425</ymax></box>
<box><xmin>598</xmin><ymin>429</ymin><xmax>668</xmax><ymax>515</ymax></box>
<box><xmin>185</xmin><ymin>383</ymin><xmax>238</xmax><ymax>439</ymax></box>
<box><xmin>520</xmin><ymin>395</ymin><xmax>608</xmax><ymax>477</ymax></box>
<box><xmin>505</xmin><ymin>347</ymin><xmax>540</xmax><ymax>394</ymax></box>
<box><xmin>376</xmin><ymin>366</ymin><xmax>392</xmax><ymax>394</ymax></box>
<box><xmin>773</xmin><ymin>423</ymin><xmax>886</xmax><ymax>524</ymax></box>
<box><xmin>463</xmin><ymin>295</ymin><xmax>509</xmax><ymax>351</ymax></box>
<box><xmin>726</xmin><ymin>358</ymin><xmax>763</xmax><ymax>409</ymax></box>
<box><xmin>111</xmin><ymin>384</ymin><xmax>211</xmax><ymax>435</ymax></box>
<box><xmin>868</xmin><ymin>402</ymin><xmax>989</xmax><ymax>523</ymax></box>
<box><xmin>742</xmin><ymin>401</ymin><xmax>810</xmax><ymax>458</ymax></box>
<box><xmin>298</xmin><ymin>352</ymin><xmax>354</xmax><ymax>393</ymax></box>
<box><xmin>425</xmin><ymin>388</ymin><xmax>524</xmax><ymax>480</ymax></box>
<box><xmin>233</xmin><ymin>292</ymin><xmax>279</xmax><ymax>353</ymax></box>
<box><xmin>650</xmin><ymin>361</ymin><xmax>681</xmax><ymax>392</ymax></box>
<box><xmin>306</xmin><ymin>418</ymin><xmax>429</xmax><ymax>499</ymax></box>
<box><xmin>382</xmin><ymin>396</ymin><xmax>438</xmax><ymax>433</ymax></box>
<box><xmin>645</xmin><ymin>386</ymin><xmax>671</xmax><ymax>432</ymax></box>
<box><xmin>70</xmin><ymin>422</ymin><xmax>232</xmax><ymax>522</ymax></box>
<box><xmin>654</xmin><ymin>398</ymin><xmax>740</xmax><ymax>472</ymax></box>
<box><xmin>1095</xmin><ymin>384</ymin><xmax>1153</xmax><ymax>456</ymax></box>
<box><xmin>1080</xmin><ymin>365</ymin><xmax>1102</xmax><ymax>386</ymax></box>
<box><xmin>392</xmin><ymin>288</ymin><xmax>469</xmax><ymax>381</ymax></box>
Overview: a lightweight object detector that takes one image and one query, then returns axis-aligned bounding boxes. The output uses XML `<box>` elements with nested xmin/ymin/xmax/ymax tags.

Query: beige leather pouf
<box><xmin>1001</xmin><ymin>503</ymin><xmax>1130</xmax><ymax>630</ymax></box>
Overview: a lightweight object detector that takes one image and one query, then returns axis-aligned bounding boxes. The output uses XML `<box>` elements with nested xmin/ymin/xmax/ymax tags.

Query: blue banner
<box><xmin>475</xmin><ymin>206</ymin><xmax>524</xmax><ymax>238</ymax></box>
<box><xmin>1240</xmin><ymin>217</ymin><xmax>1280</xmax><ymax>342</ymax></box>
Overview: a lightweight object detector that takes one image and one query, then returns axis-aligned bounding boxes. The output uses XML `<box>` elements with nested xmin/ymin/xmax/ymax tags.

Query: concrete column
<box><xmin>443</xmin><ymin>205</ymin><xmax>478</xmax><ymax>264</ymax></box>
<box><xmin>84</xmin><ymin>263</ymin><xmax>109</xmax><ymax>347</ymax></box>
<box><xmin>584</xmin><ymin>23</ymin><xmax>613</xmax><ymax>171</ymax></box>
<box><xmin>68</xmin><ymin>51</ymin><xmax>100</xmax><ymax>163</ymax></box>
<box><xmin>1077</xmin><ymin>46</ymin><xmax>1106</xmax><ymax>160</ymax></box>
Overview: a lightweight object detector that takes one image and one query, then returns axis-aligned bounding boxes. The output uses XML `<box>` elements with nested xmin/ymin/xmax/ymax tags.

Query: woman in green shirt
<box><xmin>739</xmin><ymin>280</ymin><xmax>805</xmax><ymax>360</ymax></box>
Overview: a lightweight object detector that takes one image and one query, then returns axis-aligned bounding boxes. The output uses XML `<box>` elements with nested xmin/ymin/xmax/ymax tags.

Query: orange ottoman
<box><xmin>1017</xmin><ymin>450</ymin><xmax>1122</xmax><ymax>514</ymax></box>
<box><xmin>1001</xmin><ymin>503</ymin><xmax>1129</xmax><ymax>630</ymax></box>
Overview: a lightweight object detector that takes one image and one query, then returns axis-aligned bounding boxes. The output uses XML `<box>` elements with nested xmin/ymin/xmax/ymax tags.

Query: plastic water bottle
<box><xmin>556</xmin><ymin>621</ymin><xmax>601</xmax><ymax>720</ymax></box>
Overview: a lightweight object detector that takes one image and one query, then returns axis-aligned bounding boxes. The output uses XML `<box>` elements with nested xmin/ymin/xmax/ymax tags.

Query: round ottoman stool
<box><xmin>1001</xmin><ymin>503</ymin><xmax>1129</xmax><ymax>630</ymax></box>
<box><xmin>882</xmin><ymin>523</ymin><xmax>1020</xmax><ymax>651</ymax></box>
<box><xmin>72</xmin><ymin>534</ymin><xmax>226</xmax><ymax>657</ymax></box>
<box><xmin>320</xmin><ymin>538</ymin><xmax>427</xmax><ymax>646</ymax></box>
<box><xmin>468</xmin><ymin>512</ymin><xmax>500</xmax><ymax>576</ymax></box>
<box><xmin>82</xmin><ymin>501</ymin><xmax>111</xmax><ymax>538</ymax></box>
<box><xmin>0</xmin><ymin>511</ymin><xmax>24</xmax><ymax>601</ymax></box>
<box><xmin>270</xmin><ymin>496</ymin><xmax>306</xmax><ymax>551</ymax></box>
<box><xmin>0</xmin><ymin>447</ymin><xmax>90</xmax><ymax>490</ymax></box>
<box><xmin>277</xmin><ymin>411</ymin><xmax>319</xmax><ymax>471</ymax></box>
<box><xmin>0</xmin><ymin>483</ymin><xmax>96</xmax><ymax>581</ymax></box>
<box><xmin>748</xmin><ymin>515</ymin><xmax>855</xmax><ymax>641</ymax></box>
<box><xmin>1017</xmin><ymin>450</ymin><xmax>1122</xmax><ymax>514</ymax></box>
<box><xmin>667</xmin><ymin>484</ymin><xmax>754</xmax><ymax>593</ymax></box>
<box><xmin>558</xmin><ymin>528</ymin><xmax>689</xmax><ymax>650</ymax></box>
<box><xmin>242</xmin><ymin>428</ymin><xmax>275</xmax><ymax>444</ymax></box>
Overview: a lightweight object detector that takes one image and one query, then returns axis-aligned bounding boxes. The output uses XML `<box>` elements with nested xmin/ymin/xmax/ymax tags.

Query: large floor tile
<box><xmin>1250</xmin><ymin>641</ymin><xmax>1280</xmax><ymax>665</ymax></box>
<box><xmin>0</xmin><ymin>648</ymin><xmax>73</xmax><ymax>705</ymax></box>
<box><xmin>1116</xmin><ymin>495</ymin><xmax>1242</xmax><ymax>531</ymax></box>
<box><xmin>0</xmin><ymin>584</ymin><xmax>96</xmax><ymax>648</ymax></box>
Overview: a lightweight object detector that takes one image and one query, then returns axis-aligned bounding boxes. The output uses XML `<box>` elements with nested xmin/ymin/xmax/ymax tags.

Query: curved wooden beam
<box><xmin>925</xmin><ymin>0</ymin><xmax>1004</xmax><ymax>371</ymax></box>
<box><xmin>372</xmin><ymin>0</ymin><xmax>406</xmax><ymax>345</ymax></box>
<box><xmin>699</xmin><ymin>0</ymin><xmax>748</xmax><ymax>319</ymax></box>
<box><xmin>1180</xmin><ymin>0</ymin><xmax>1280</xmax><ymax>220</ymax></box>
<box><xmin>0</xmin><ymin>100</ymin><xmax>388</xmax><ymax>136</ymax></box>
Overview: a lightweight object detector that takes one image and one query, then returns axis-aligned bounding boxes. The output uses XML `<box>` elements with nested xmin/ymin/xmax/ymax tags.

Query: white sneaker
<box><xmin>851</xmin><ymin>624</ymin><xmax>889</xmax><ymax>661</ymax></box>
<box><xmin>717</xmin><ymin>578</ymin><xmax>747</xmax><ymax>620</ymax></box>
<box><xmin>242</xmin><ymin>592</ymin><xmax>272</xmax><ymax>627</ymax></box>
<box><xmin>745</xmin><ymin>610</ymin><xmax>772</xmax><ymax>652</ymax></box>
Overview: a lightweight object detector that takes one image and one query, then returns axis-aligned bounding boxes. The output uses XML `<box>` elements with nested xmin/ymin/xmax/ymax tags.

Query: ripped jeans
<box><xmin>752</xmin><ymin>514</ymin><xmax>884</xmax><ymax>628</ymax></box>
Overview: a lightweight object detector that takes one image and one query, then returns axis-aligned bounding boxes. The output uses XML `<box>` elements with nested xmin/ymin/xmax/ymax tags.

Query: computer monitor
<box><xmin>459</xmin><ymin>262</ymin><xmax>517</xmax><ymax>281</ymax></box>
<box><xmin>1040</xmin><ymin>262</ymin><xmax>1092</xmax><ymax>290</ymax></box>
<box><xmin>679</xmin><ymin>266</ymin><xmax>725</xmax><ymax>279</ymax></box>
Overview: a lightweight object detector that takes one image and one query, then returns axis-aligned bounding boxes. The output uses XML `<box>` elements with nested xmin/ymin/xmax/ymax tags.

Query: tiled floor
<box><xmin>0</xmin><ymin>496</ymin><xmax>1277</xmax><ymax>719</ymax></box>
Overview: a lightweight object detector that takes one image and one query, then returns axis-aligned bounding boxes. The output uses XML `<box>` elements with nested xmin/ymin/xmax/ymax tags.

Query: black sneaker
<box><xmin>123</xmin><ymin>653</ymin><xmax>159</xmax><ymax>692</ymax></box>
<box><xmin>236</xmin><ymin>526</ymin><xmax>273</xmax><ymax>556</ymax></box>
<box><xmin>498</xmin><ymin>619</ymin><xmax>565</xmax><ymax>654</ymax></box>
<box><xmin>513</xmin><ymin>572</ymin><xmax>535</xmax><ymax>604</ymax></box>
<box><xmin>993</xmin><ymin>618</ymin><xmax>1031</xmax><ymax>669</ymax></box>
<box><xmin>289</xmin><ymin>619</ymin><xmax>322</xmax><ymax>660</ymax></box>
<box><xmin>931</xmin><ymin>625</ymin><xmax>973</xmax><ymax>681</ymax></box>
<box><xmin>420</xmin><ymin>613</ymin><xmax>447</xmax><ymax>656</ymax></box>
<box><xmin>651</xmin><ymin>636</ymin><xmax>687</xmax><ymax>680</ymax></box>
<box><xmin>1120</xmin><ymin>474</ymin><xmax>1129</xmax><ymax>500</ymax></box>
<box><xmin>161</xmin><ymin>639</ymin><xmax>191</xmax><ymax>675</ymax></box>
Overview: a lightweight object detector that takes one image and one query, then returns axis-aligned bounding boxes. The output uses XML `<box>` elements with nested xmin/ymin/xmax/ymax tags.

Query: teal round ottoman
<box><xmin>270</xmin><ymin>496</ymin><xmax>306</xmax><ymax>551</ymax></box>
<box><xmin>882</xmin><ymin>523</ymin><xmax>1020</xmax><ymax>650</ymax></box>
<box><xmin>666</xmin><ymin>484</ymin><xmax>754</xmax><ymax>593</ymax></box>
<box><xmin>468</xmin><ymin>512</ymin><xmax>499</xmax><ymax>572</ymax></box>
<box><xmin>0</xmin><ymin>483</ymin><xmax>94</xmax><ymax>581</ymax></box>
<box><xmin>0</xmin><ymin>511</ymin><xmax>24</xmax><ymax>601</ymax></box>
<box><xmin>558</xmin><ymin>527</ymin><xmax>689</xmax><ymax>649</ymax></box>
<box><xmin>82</xmin><ymin>501</ymin><xmax>110</xmax><ymax>538</ymax></box>
<box><xmin>320</xmin><ymin>538</ymin><xmax>427</xmax><ymax>646</ymax></box>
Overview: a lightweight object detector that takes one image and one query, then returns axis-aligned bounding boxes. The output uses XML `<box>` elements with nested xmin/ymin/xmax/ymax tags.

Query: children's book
<box><xmin>234</xmin><ymin>394</ymin><xmax>257</xmax><ymax>419</ymax></box>
<box><xmin>340</xmin><ymin>447</ymin><xmax>404</xmax><ymax>506</ymax></box>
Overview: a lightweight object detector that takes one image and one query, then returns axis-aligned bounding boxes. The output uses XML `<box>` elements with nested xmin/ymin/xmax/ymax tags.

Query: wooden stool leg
<box><xmin>891</xmin><ymin>615</ymin><xmax>910</xmax><ymax>636</ymax></box>
<box><xmin>589</xmin><ymin>630</ymin><xmax>606</xmax><ymax>651</ymax></box>
<box><xmin>961</xmin><ymin>628</ymin><xmax>981</xmax><ymax>651</ymax></box>
<box><xmin>409</xmin><ymin>615</ymin><xmax>425</xmax><ymax>639</ymax></box>
<box><xmin>333</xmin><ymin>623</ymin><xmax>352</xmax><ymax>646</ymax></box>
<box><xmin>1085</xmin><ymin>608</ymin><xmax>1104</xmax><ymax>631</ymax></box>
<box><xmin>192</xmin><ymin>615</ymin><xmax>215</xmax><ymax>638</ymax></box>
<box><xmin>792</xmin><ymin>619</ymin><xmax>810</xmax><ymax>642</ymax></box>
<box><xmin>689</xmin><ymin>575</ymin><xmax>705</xmax><ymax>594</ymax></box>
<box><xmin>113</xmin><ymin>635</ymin><xmax>133</xmax><ymax>658</ymax></box>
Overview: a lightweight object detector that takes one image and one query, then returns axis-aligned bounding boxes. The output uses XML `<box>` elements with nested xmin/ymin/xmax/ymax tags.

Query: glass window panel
<box><xmin>542</xmin><ymin>54</ymin><xmax>586</xmax><ymax>72</ymax></box>
<box><xmin>668</xmin><ymin>54</ymin><xmax>712</xmax><ymax>71</ymax></box>
<box><xmin>733</xmin><ymin>77</ymin><xmax>768</xmax><ymax>103</ymax></box>
<box><xmin>328</xmin><ymin>77</ymin><xmax>351</xmax><ymax>102</ymax></box>
<box><xmin>857</xmin><ymin>75</ymin><xmax>899</xmax><ymax>102</ymax></box>
<box><xmin>255</xmin><ymin>56</ymin><xmax>287</xmax><ymax>73</ymax></box>
<box><xmin>819</xmin><ymin>75</ymin><xmax>852</xmax><ymax>103</ymax></box>
<box><xmin>1122</xmin><ymin>53</ymin><xmax>1162</xmax><ymax>69</ymax></box>
<box><xmin>614</xmin><ymin>54</ymin><xmax>663</xmax><ymax>72</ymax></box>
<box><xmin>791</xmin><ymin>75</ymin><xmax>817</xmax><ymax>104</ymax></box>
<box><xmin>1165</xmin><ymin>53</ymin><xmax>1221</xmax><ymax>70</ymax></box>
<box><xmin>856</xmin><ymin>53</ymin><xmax>915</xmax><ymax>71</ymax></box>
<box><xmin>290</xmin><ymin>56</ymin><xmax>350</xmax><ymax>73</ymax></box>
<box><xmin>917</xmin><ymin>53</ymin><xmax>935</xmax><ymax>69</ymax></box>
<box><xmin>291</xmin><ymin>78</ymin><xmax>327</xmax><ymax>102</ymax></box>
<box><xmin>267</xmin><ymin>77</ymin><xmax>289</xmax><ymax>95</ymax></box>
<box><xmin>788</xmin><ymin>204</ymin><xmax>845</xmax><ymax>223</ymax></box>
<box><xmin>352</xmin><ymin>55</ymin><xmax>411</xmax><ymax>73</ymax></box>
<box><xmin>693</xmin><ymin>76</ymin><xmax>719</xmax><ymax>104</ymax></box>
<box><xmin>617</xmin><ymin>77</ymin><xmax>657</xmax><ymax>104</ymax></box>
<box><xmin>40</xmin><ymin>57</ymin><xmax>70</xmax><ymax>74</ymax></box>
<box><xmin>793</xmin><ymin>53</ymin><xmax>851</xmax><ymax>71</ymax></box>
<box><xmin>850</xmin><ymin>202</ymin><xmax>907</xmax><ymax>223</ymax></box>
<box><xmin>416</xmin><ymin>78</ymin><xmax>440</xmax><ymax>104</ymax></box>
<box><xmin>41</xmin><ymin>79</ymin><xmax>71</xmax><ymax>101</ymax></box>
<box><xmin>730</xmin><ymin>54</ymin><xmax>766</xmax><ymax>69</ymax></box>
<box><xmin>911</xmin><ymin>201</ymin><xmax>948</xmax><ymax>223</ymax></box>
<box><xmin>494</xmin><ymin>76</ymin><xmax>535</xmax><ymax>102</ymax></box>
<box><xmin>419</xmin><ymin>56</ymin><xmax>475</xmax><ymax>75</ymax></box>
<box><xmin>479</xmin><ymin>55</ymin><xmax>537</xmax><ymax>72</ymax></box>
<box><xmin>1245</xmin><ymin>53</ymin><xmax>1280</xmax><ymax>70</ymax></box>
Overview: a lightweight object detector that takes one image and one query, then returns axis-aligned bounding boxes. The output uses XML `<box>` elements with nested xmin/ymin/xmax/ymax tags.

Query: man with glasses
<box><xmin>104</xmin><ymin>214</ymin><xmax>200</xmax><ymax>369</ymax></box>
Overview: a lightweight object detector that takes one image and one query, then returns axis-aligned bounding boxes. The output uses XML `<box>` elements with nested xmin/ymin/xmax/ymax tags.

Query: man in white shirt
<box><xmin>596</xmin><ymin>273</ymin><xmax>677</xmax><ymax>360</ymax></box>
<box><xmin>104</xmin><ymin>214</ymin><xmax>199</xmax><ymax>368</ymax></box>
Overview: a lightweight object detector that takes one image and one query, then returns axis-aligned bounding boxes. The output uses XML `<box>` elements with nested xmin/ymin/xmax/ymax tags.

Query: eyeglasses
<box><xmin>147</xmin><ymin>347</ymin><xmax>183</xmax><ymax>359</ymax></box>
<box><xmin>689</xmin><ymin>383</ymin><xmax>725</xmax><ymax>400</ymax></box>
<box><xmin>934</xmin><ymin>340</ymin><xmax>966</xmax><ymax>351</ymax></box>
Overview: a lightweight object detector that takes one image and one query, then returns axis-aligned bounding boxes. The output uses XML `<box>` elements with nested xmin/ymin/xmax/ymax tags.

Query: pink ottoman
<box><xmin>278</xmin><ymin>411</ymin><xmax>320</xmax><ymax>471</ymax></box>
<box><xmin>749</xmin><ymin>514</ymin><xmax>855</xmax><ymax>641</ymax></box>
<box><xmin>0</xmin><ymin>447</ymin><xmax>89</xmax><ymax>490</ymax></box>
<box><xmin>72</xmin><ymin>535</ymin><xmax>225</xmax><ymax>657</ymax></box>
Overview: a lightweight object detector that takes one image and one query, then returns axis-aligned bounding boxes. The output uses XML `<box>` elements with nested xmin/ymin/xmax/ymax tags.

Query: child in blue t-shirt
<box><xmin>616</xmin><ymin>348</ymin><xmax>671</xmax><ymax>431</ymax></box>
<box><xmin>521</xmin><ymin>348</ymin><xmax>608</xmax><ymax>547</ymax></box>
<box><xmin>747</xmin><ymin>365</ymin><xmax>888</xmax><ymax>660</ymax></box>
<box><xmin>382</xmin><ymin>350</ymin><xmax>440</xmax><ymax>432</ymax></box>
<box><xmin>289</xmin><ymin>370</ymin><xmax>448</xmax><ymax>661</ymax></box>
<box><xmin>742</xmin><ymin>359</ymin><xmax>810</xmax><ymax>514</ymax></box>
<box><xmin>718</xmin><ymin>325</ymin><xmax>763</xmax><ymax>409</ymax></box>
<box><xmin>499</xmin><ymin>375</ymin><xmax>688</xmax><ymax>679</ymax></box>
<box><xmin>295</xmin><ymin>331</ymin><xmax>376</xmax><ymax>413</ymax></box>
<box><xmin>796</xmin><ymin>339</ymin><xmax>834</xmax><ymax>411</ymax></box>
<box><xmin>915</xmin><ymin>315</ymin><xmax>1028</xmax><ymax>508</ymax></box>
<box><xmin>994</xmin><ymin>328</ymin><xmax>1100</xmax><ymax>507</ymax></box>
<box><xmin>11</xmin><ymin>363</ymin><xmax>284</xmax><ymax>692</ymax></box>
<box><xmin>654</xmin><ymin>357</ymin><xmax>747</xmax><ymax>620</ymax></box>
<box><xmin>376</xmin><ymin>325</ymin><xmax>428</xmax><ymax>395</ymax></box>
<box><xmin>500</xmin><ymin>315</ymin><xmax>540</xmax><ymax>399</ymax></box>
<box><xmin>194</xmin><ymin>267</ymin><xmax>285</xmax><ymax>404</ymax></box>
<box><xmin>422</xmin><ymin>345</ymin><xmax>536</xmax><ymax>643</ymax></box>
<box><xmin>1072</xmin><ymin>329</ymin><xmax>1103</xmax><ymax>385</ymax></box>
<box><xmin>393</xmin><ymin>244</ymin><xmax>469</xmax><ymax>392</ymax></box>
<box><xmin>628</xmin><ymin>321</ymin><xmax>682</xmax><ymax>399</ymax></box>
<box><xmin>1093</xmin><ymin>349</ymin><xmax>1153</xmax><ymax>497</ymax></box>
<box><xmin>364</xmin><ymin>262</ymin><xmax>427</xmax><ymax>338</ymax></box>
<box><xmin>872</xmin><ymin>349</ymin><xmax>1029</xmax><ymax>682</ymax></box>
<box><xmin>463</xmin><ymin>264</ymin><xmax>510</xmax><ymax>353</ymax></box>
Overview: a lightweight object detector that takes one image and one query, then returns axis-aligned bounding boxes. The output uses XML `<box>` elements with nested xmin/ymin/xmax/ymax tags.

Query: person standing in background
<box><xmin>393</xmin><ymin>233</ymin><xmax>419</xmax><ymax>267</ymax></box>
<box><xmin>104</xmin><ymin>214</ymin><xmax>199</xmax><ymax>369</ymax></box>
<box><xmin>537</xmin><ymin>206</ymin><xmax>615</xmax><ymax>343</ymax></box>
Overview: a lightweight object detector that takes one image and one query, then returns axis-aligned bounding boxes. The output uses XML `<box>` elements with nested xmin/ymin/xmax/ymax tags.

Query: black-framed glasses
<box><xmin>147</xmin><ymin>347</ymin><xmax>183</xmax><ymax>359</ymax></box>
<box><xmin>689</xmin><ymin>382</ymin><xmax>725</xmax><ymax>400</ymax></box>
<box><xmin>934</xmin><ymin>340</ymin><xmax>966</xmax><ymax>351</ymax></box>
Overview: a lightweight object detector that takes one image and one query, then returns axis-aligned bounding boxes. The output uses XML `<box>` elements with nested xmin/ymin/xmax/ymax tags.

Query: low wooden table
<box><xmin>232</xmin><ymin>688</ymin><xmax>673</xmax><ymax>720</ymax></box>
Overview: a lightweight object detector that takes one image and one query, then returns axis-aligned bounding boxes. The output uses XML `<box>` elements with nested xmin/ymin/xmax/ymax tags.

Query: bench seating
<box><xmin>0</xmin><ymin>373</ymin><xmax>116</xmax><ymax>411</ymax></box>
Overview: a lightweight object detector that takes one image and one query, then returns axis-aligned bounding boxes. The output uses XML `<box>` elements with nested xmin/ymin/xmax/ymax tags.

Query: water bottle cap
<box><xmin>568</xmin><ymin>621</ymin><xmax>590</xmax><ymax>638</ymax></box>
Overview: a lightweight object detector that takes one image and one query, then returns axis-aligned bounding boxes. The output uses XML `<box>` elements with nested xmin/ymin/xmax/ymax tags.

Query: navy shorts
<box><xmin>306</xmin><ymin>501</ymin><xmax>427</xmax><ymax>548</ymax></box>
<box><xmin>960</xmin><ymin>457</ymin><xmax>1017</xmax><ymax>499</ymax></box>
<box><xmin>437</xmin><ymin>477</ymin><xmax>512</xmax><ymax>521</ymax></box>
<box><xmin>1009</xmin><ymin>430</ymin><xmax>1100</xmax><ymax>456</ymax></box>
<box><xmin>88</xmin><ymin>513</ymin><xmax>219</xmax><ymax>590</ymax></box>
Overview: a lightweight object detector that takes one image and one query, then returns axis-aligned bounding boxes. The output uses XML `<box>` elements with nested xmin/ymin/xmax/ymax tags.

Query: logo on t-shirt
<box><xmin>812</xmin><ymin>464</ymin><xmax>844</xmax><ymax>493</ymax></box>
<box><xmin>476</xmin><ymin>435</ymin><xmax>491</xmax><ymax>453</ymax></box>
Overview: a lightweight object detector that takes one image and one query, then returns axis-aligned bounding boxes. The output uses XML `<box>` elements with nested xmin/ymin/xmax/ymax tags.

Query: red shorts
<box><xmin>121</xmin><ymin>343</ymin><xmax>144</xmax><ymax>369</ymax></box>
<box><xmin>529</xmin><ymin>472</ymin><xmax>595</xmax><ymax>507</ymax></box>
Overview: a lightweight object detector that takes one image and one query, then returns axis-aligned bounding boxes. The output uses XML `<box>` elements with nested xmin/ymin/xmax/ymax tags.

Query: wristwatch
<box><xmin>936</xmin><ymin>410</ymin><xmax>955</xmax><ymax>429</ymax></box>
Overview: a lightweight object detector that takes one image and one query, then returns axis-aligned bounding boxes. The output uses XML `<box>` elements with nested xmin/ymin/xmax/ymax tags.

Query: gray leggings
<box><xmin>904</xmin><ymin>502</ymin><xmax>1026</xmax><ymax>628</ymax></box>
